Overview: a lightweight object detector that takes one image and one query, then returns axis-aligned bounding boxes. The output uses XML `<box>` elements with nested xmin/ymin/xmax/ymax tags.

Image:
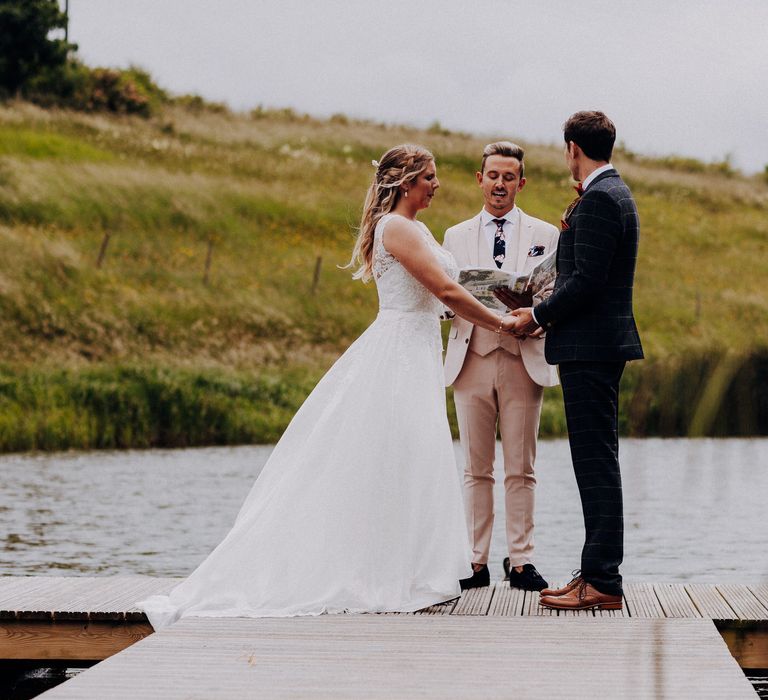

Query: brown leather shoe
<box><xmin>540</xmin><ymin>580</ymin><xmax>622</xmax><ymax>611</ymax></box>
<box><xmin>540</xmin><ymin>573</ymin><xmax>583</xmax><ymax>597</ymax></box>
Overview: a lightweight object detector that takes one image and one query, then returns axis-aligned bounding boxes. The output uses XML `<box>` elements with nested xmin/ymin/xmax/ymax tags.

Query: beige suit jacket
<box><xmin>443</xmin><ymin>210</ymin><xmax>560</xmax><ymax>388</ymax></box>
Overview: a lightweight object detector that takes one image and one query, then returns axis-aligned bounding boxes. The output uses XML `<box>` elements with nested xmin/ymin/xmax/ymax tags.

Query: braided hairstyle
<box><xmin>346</xmin><ymin>144</ymin><xmax>434</xmax><ymax>282</ymax></box>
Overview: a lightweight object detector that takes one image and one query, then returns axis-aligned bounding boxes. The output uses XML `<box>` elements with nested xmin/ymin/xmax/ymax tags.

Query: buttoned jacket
<box><xmin>534</xmin><ymin>169</ymin><xmax>644</xmax><ymax>364</ymax></box>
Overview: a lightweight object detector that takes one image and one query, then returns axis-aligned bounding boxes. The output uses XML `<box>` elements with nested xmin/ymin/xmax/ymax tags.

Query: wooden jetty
<box><xmin>0</xmin><ymin>576</ymin><xmax>763</xmax><ymax>698</ymax></box>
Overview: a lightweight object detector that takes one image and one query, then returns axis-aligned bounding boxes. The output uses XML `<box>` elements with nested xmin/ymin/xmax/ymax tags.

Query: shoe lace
<box><xmin>576</xmin><ymin>579</ymin><xmax>588</xmax><ymax>602</ymax></box>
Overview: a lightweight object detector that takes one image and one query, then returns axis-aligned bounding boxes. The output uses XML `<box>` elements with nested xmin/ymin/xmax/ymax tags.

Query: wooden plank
<box><xmin>624</xmin><ymin>582</ymin><xmax>664</xmax><ymax>618</ymax></box>
<box><xmin>717</xmin><ymin>584</ymin><xmax>768</xmax><ymax>620</ymax></box>
<box><xmin>595</xmin><ymin>604</ymin><xmax>626</xmax><ymax>618</ymax></box>
<box><xmin>522</xmin><ymin>589</ymin><xmax>555</xmax><ymax>617</ymax></box>
<box><xmin>746</xmin><ymin>584</ymin><xmax>768</xmax><ymax>617</ymax></box>
<box><xmin>0</xmin><ymin>576</ymin><xmax>764</xmax><ymax>624</ymax></box>
<box><xmin>653</xmin><ymin>583</ymin><xmax>701</xmax><ymax>619</ymax></box>
<box><xmin>415</xmin><ymin>598</ymin><xmax>457</xmax><ymax>616</ymax></box>
<box><xmin>521</xmin><ymin>580</ymin><xmax>571</xmax><ymax>617</ymax></box>
<box><xmin>0</xmin><ymin>620</ymin><xmax>153</xmax><ymax>660</ymax></box>
<box><xmin>79</xmin><ymin>577</ymin><xmax>179</xmax><ymax>621</ymax></box>
<box><xmin>49</xmin><ymin>577</ymin><xmax>177</xmax><ymax>616</ymax></box>
<box><xmin>450</xmin><ymin>583</ymin><xmax>495</xmax><ymax>616</ymax></box>
<box><xmin>0</xmin><ymin>577</ymin><xmax>67</xmax><ymax>618</ymax></box>
<box><xmin>685</xmin><ymin>584</ymin><xmax>738</xmax><ymax>620</ymax></box>
<box><xmin>15</xmin><ymin>578</ymin><xmax>118</xmax><ymax>620</ymax></box>
<box><xmin>488</xmin><ymin>582</ymin><xmax>525</xmax><ymax>616</ymax></box>
<box><xmin>0</xmin><ymin>576</ymin><xmax>178</xmax><ymax>621</ymax></box>
<box><xmin>3</xmin><ymin>578</ymin><xmax>91</xmax><ymax>620</ymax></box>
<box><xmin>39</xmin><ymin>617</ymin><xmax>756</xmax><ymax>699</ymax></box>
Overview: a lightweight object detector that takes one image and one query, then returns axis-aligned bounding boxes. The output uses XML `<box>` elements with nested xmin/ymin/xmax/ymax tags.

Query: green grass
<box><xmin>0</xmin><ymin>100</ymin><xmax>766</xmax><ymax>450</ymax></box>
<box><xmin>0</xmin><ymin>125</ymin><xmax>114</xmax><ymax>162</ymax></box>
<box><xmin>0</xmin><ymin>364</ymin><xmax>320</xmax><ymax>451</ymax></box>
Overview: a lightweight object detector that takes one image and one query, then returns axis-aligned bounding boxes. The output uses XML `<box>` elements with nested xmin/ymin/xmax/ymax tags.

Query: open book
<box><xmin>457</xmin><ymin>249</ymin><xmax>556</xmax><ymax>313</ymax></box>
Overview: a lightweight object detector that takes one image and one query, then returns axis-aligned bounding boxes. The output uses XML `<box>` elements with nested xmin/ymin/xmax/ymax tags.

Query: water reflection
<box><xmin>0</xmin><ymin>439</ymin><xmax>766</xmax><ymax>581</ymax></box>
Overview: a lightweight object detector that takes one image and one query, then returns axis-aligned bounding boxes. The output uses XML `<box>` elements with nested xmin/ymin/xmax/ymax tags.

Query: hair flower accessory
<box><xmin>371</xmin><ymin>159</ymin><xmax>380</xmax><ymax>169</ymax></box>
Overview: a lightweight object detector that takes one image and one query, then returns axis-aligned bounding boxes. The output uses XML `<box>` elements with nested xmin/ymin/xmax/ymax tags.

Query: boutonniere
<box><xmin>528</xmin><ymin>245</ymin><xmax>545</xmax><ymax>257</ymax></box>
<box><xmin>560</xmin><ymin>193</ymin><xmax>581</xmax><ymax>231</ymax></box>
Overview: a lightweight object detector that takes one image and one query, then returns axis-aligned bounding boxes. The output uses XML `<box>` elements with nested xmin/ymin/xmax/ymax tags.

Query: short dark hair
<box><xmin>480</xmin><ymin>141</ymin><xmax>525</xmax><ymax>179</ymax></box>
<box><xmin>563</xmin><ymin>111</ymin><xmax>616</xmax><ymax>162</ymax></box>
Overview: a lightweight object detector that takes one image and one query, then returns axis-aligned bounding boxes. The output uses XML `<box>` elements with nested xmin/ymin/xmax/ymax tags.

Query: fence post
<box><xmin>203</xmin><ymin>238</ymin><xmax>214</xmax><ymax>285</ymax></box>
<box><xmin>311</xmin><ymin>255</ymin><xmax>322</xmax><ymax>294</ymax></box>
<box><xmin>96</xmin><ymin>230</ymin><xmax>112</xmax><ymax>268</ymax></box>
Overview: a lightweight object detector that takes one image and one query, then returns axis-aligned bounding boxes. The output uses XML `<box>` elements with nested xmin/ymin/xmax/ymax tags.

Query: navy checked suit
<box><xmin>534</xmin><ymin>168</ymin><xmax>643</xmax><ymax>596</ymax></box>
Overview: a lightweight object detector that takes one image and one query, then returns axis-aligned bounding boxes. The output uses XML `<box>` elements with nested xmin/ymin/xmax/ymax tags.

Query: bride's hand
<box><xmin>500</xmin><ymin>315</ymin><xmax>520</xmax><ymax>336</ymax></box>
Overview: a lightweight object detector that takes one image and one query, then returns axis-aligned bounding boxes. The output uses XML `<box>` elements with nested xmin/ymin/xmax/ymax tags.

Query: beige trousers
<box><xmin>453</xmin><ymin>348</ymin><xmax>544</xmax><ymax>567</ymax></box>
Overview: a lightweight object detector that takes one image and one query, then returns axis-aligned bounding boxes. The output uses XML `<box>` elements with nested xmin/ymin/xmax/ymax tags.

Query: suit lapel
<box><xmin>515</xmin><ymin>209</ymin><xmax>534</xmax><ymax>273</ymax></box>
<box><xmin>469</xmin><ymin>215</ymin><xmax>482</xmax><ymax>267</ymax></box>
<box><xmin>563</xmin><ymin>169</ymin><xmax>619</xmax><ymax>228</ymax></box>
<box><xmin>497</xmin><ymin>208</ymin><xmax>530</xmax><ymax>273</ymax></box>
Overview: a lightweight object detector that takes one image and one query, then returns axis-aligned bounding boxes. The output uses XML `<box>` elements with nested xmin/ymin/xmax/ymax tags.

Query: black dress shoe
<box><xmin>506</xmin><ymin>562</ymin><xmax>548</xmax><ymax>591</ymax></box>
<box><xmin>459</xmin><ymin>564</ymin><xmax>490</xmax><ymax>590</ymax></box>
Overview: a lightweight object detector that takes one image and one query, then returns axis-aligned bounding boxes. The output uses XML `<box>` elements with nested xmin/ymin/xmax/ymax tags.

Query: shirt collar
<box><xmin>581</xmin><ymin>163</ymin><xmax>614</xmax><ymax>192</ymax></box>
<box><xmin>480</xmin><ymin>206</ymin><xmax>517</xmax><ymax>226</ymax></box>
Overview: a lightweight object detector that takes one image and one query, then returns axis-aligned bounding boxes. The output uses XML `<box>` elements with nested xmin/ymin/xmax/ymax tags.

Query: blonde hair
<box><xmin>346</xmin><ymin>144</ymin><xmax>434</xmax><ymax>282</ymax></box>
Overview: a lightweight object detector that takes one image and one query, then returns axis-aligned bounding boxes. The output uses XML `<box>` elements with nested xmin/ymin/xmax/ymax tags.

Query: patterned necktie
<box><xmin>492</xmin><ymin>218</ymin><xmax>506</xmax><ymax>268</ymax></box>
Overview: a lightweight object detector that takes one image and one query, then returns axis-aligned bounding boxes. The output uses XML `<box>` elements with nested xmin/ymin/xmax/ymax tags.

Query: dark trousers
<box><xmin>559</xmin><ymin>360</ymin><xmax>626</xmax><ymax>596</ymax></box>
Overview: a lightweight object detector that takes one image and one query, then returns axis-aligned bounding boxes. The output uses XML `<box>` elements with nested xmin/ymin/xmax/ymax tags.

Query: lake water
<box><xmin>2</xmin><ymin>438</ymin><xmax>766</xmax><ymax>583</ymax></box>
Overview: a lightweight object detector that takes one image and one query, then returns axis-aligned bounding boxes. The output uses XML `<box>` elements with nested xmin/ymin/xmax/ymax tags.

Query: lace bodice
<box><xmin>372</xmin><ymin>213</ymin><xmax>457</xmax><ymax>315</ymax></box>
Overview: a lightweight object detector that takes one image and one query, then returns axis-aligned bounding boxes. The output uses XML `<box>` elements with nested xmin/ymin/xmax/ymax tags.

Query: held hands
<box><xmin>499</xmin><ymin>307</ymin><xmax>543</xmax><ymax>339</ymax></box>
<box><xmin>499</xmin><ymin>316</ymin><xmax>519</xmax><ymax>335</ymax></box>
<box><xmin>493</xmin><ymin>286</ymin><xmax>542</xmax><ymax>339</ymax></box>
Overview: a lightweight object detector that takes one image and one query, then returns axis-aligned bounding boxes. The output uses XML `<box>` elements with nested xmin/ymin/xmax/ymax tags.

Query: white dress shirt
<box><xmin>479</xmin><ymin>206</ymin><xmax>520</xmax><ymax>261</ymax></box>
<box><xmin>581</xmin><ymin>163</ymin><xmax>614</xmax><ymax>191</ymax></box>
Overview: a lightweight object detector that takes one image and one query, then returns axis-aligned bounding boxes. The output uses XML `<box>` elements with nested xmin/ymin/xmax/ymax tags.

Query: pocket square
<box><xmin>528</xmin><ymin>245</ymin><xmax>545</xmax><ymax>257</ymax></box>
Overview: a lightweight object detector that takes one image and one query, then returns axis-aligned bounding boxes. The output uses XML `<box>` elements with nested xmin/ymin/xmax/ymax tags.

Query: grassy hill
<box><xmin>0</xmin><ymin>101</ymin><xmax>766</xmax><ymax>450</ymax></box>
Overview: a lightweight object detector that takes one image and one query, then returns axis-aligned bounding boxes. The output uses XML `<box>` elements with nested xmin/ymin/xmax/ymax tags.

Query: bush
<box><xmin>79</xmin><ymin>67</ymin><xmax>152</xmax><ymax>116</ymax></box>
<box><xmin>173</xmin><ymin>93</ymin><xmax>230</xmax><ymax>114</ymax></box>
<box><xmin>26</xmin><ymin>60</ymin><xmax>171</xmax><ymax>117</ymax></box>
<box><xmin>427</xmin><ymin>120</ymin><xmax>452</xmax><ymax>136</ymax></box>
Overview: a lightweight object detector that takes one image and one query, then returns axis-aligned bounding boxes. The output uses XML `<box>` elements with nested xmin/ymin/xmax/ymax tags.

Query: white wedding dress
<box><xmin>139</xmin><ymin>214</ymin><xmax>471</xmax><ymax>628</ymax></box>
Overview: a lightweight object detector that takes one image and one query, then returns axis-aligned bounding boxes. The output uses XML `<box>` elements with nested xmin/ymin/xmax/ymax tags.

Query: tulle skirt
<box><xmin>139</xmin><ymin>309</ymin><xmax>472</xmax><ymax>628</ymax></box>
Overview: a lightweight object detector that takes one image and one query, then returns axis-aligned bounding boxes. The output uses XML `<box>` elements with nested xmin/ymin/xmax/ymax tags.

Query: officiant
<box><xmin>442</xmin><ymin>141</ymin><xmax>559</xmax><ymax>592</ymax></box>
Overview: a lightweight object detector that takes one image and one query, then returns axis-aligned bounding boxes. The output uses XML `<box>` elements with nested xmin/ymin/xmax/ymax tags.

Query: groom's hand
<box><xmin>493</xmin><ymin>286</ymin><xmax>533</xmax><ymax>311</ymax></box>
<box><xmin>510</xmin><ymin>307</ymin><xmax>542</xmax><ymax>338</ymax></box>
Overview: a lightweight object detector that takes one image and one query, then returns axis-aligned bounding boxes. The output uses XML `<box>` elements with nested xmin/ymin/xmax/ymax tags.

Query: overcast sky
<box><xmin>68</xmin><ymin>1</ymin><xmax>768</xmax><ymax>174</ymax></box>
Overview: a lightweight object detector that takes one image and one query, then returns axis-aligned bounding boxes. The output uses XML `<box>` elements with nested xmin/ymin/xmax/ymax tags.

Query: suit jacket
<box><xmin>534</xmin><ymin>169</ymin><xmax>644</xmax><ymax>364</ymax></box>
<box><xmin>443</xmin><ymin>209</ymin><xmax>560</xmax><ymax>388</ymax></box>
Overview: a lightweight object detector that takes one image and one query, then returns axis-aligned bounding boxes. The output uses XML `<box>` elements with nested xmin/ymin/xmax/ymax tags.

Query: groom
<box><xmin>505</xmin><ymin>111</ymin><xmax>643</xmax><ymax>610</ymax></box>
<box><xmin>443</xmin><ymin>141</ymin><xmax>559</xmax><ymax>592</ymax></box>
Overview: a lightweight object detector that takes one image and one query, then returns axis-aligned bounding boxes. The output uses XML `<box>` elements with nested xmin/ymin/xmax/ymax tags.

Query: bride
<box><xmin>139</xmin><ymin>144</ymin><xmax>518</xmax><ymax>628</ymax></box>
